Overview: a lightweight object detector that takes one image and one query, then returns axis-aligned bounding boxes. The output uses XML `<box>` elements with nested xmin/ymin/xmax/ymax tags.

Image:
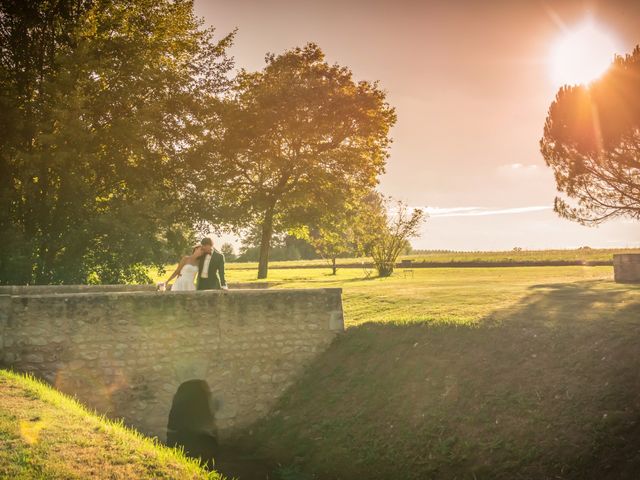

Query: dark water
<box><xmin>169</xmin><ymin>433</ymin><xmax>275</xmax><ymax>479</ymax></box>
<box><xmin>166</xmin><ymin>379</ymin><xmax>278</xmax><ymax>479</ymax></box>
<box><xmin>206</xmin><ymin>444</ymin><xmax>276</xmax><ymax>480</ymax></box>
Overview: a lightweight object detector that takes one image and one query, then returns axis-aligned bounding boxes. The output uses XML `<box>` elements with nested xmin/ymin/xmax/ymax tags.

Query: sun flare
<box><xmin>549</xmin><ymin>20</ymin><xmax>619</xmax><ymax>87</ymax></box>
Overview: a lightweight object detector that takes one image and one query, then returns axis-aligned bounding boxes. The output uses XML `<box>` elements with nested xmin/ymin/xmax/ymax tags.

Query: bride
<box><xmin>164</xmin><ymin>246</ymin><xmax>204</xmax><ymax>291</ymax></box>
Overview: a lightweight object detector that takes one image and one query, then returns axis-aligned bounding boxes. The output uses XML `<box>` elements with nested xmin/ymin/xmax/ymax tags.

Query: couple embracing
<box><xmin>165</xmin><ymin>237</ymin><xmax>227</xmax><ymax>291</ymax></box>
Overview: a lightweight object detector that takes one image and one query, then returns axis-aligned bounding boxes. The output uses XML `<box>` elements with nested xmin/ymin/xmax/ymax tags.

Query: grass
<box><xmin>149</xmin><ymin>247</ymin><xmax>639</xmax><ymax>283</ymax></box>
<box><xmin>217</xmin><ymin>247</ymin><xmax>640</xmax><ymax>270</ymax></box>
<box><xmin>181</xmin><ymin>264</ymin><xmax>617</xmax><ymax>327</ymax></box>
<box><xmin>11</xmin><ymin>260</ymin><xmax>639</xmax><ymax>479</ymax></box>
<box><xmin>225</xmin><ymin>266</ymin><xmax>640</xmax><ymax>479</ymax></box>
<box><xmin>0</xmin><ymin>370</ymin><xmax>222</xmax><ymax>480</ymax></box>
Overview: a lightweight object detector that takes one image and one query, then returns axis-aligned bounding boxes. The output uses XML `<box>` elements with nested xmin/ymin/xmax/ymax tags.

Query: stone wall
<box><xmin>613</xmin><ymin>254</ymin><xmax>640</xmax><ymax>283</ymax></box>
<box><xmin>0</xmin><ymin>288</ymin><xmax>344</xmax><ymax>440</ymax></box>
<box><xmin>0</xmin><ymin>284</ymin><xmax>156</xmax><ymax>295</ymax></box>
<box><xmin>0</xmin><ymin>282</ymin><xmax>270</xmax><ymax>294</ymax></box>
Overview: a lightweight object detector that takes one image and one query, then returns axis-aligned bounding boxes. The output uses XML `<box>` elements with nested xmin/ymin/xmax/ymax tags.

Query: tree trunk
<box><xmin>331</xmin><ymin>257</ymin><xmax>337</xmax><ymax>275</ymax></box>
<box><xmin>257</xmin><ymin>208</ymin><xmax>275</xmax><ymax>279</ymax></box>
<box><xmin>375</xmin><ymin>261</ymin><xmax>394</xmax><ymax>277</ymax></box>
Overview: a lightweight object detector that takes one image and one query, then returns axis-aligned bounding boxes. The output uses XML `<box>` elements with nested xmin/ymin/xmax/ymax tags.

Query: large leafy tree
<box><xmin>204</xmin><ymin>43</ymin><xmax>396</xmax><ymax>279</ymax></box>
<box><xmin>540</xmin><ymin>46</ymin><xmax>640</xmax><ymax>225</ymax></box>
<box><xmin>0</xmin><ymin>0</ymin><xmax>233</xmax><ymax>284</ymax></box>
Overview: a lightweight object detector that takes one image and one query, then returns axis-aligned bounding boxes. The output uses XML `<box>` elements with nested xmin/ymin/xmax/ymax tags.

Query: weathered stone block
<box><xmin>614</xmin><ymin>254</ymin><xmax>640</xmax><ymax>283</ymax></box>
<box><xmin>329</xmin><ymin>310</ymin><xmax>345</xmax><ymax>331</ymax></box>
<box><xmin>23</xmin><ymin>353</ymin><xmax>44</xmax><ymax>363</ymax></box>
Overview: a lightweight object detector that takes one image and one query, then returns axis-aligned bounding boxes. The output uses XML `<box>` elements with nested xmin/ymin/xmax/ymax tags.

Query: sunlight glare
<box><xmin>549</xmin><ymin>20</ymin><xmax>619</xmax><ymax>86</ymax></box>
<box><xmin>19</xmin><ymin>417</ymin><xmax>47</xmax><ymax>445</ymax></box>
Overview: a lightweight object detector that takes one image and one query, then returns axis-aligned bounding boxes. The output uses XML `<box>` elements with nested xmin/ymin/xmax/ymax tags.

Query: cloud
<box><xmin>420</xmin><ymin>205</ymin><xmax>553</xmax><ymax>218</ymax></box>
<box><xmin>497</xmin><ymin>163</ymin><xmax>542</xmax><ymax>177</ymax></box>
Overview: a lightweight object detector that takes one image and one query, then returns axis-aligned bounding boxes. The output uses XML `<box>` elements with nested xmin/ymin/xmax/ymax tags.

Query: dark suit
<box><xmin>197</xmin><ymin>250</ymin><xmax>226</xmax><ymax>290</ymax></box>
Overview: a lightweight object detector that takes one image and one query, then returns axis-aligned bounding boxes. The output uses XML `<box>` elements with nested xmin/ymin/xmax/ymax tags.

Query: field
<box><xmin>151</xmin><ymin>248</ymin><xmax>640</xmax><ymax>287</ymax></box>
<box><xmin>221</xmin><ymin>247</ymin><xmax>640</xmax><ymax>270</ymax></box>
<box><xmin>6</xmin><ymin>261</ymin><xmax>639</xmax><ymax>479</ymax></box>
<box><xmin>224</xmin><ymin>265</ymin><xmax>640</xmax><ymax>479</ymax></box>
<box><xmin>224</xmin><ymin>265</ymin><xmax>619</xmax><ymax>327</ymax></box>
<box><xmin>0</xmin><ymin>370</ymin><xmax>220</xmax><ymax>480</ymax></box>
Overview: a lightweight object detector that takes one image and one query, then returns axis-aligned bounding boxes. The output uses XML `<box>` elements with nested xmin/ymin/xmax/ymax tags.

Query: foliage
<box><xmin>308</xmin><ymin>224</ymin><xmax>353</xmax><ymax>275</ymax></box>
<box><xmin>354</xmin><ymin>192</ymin><xmax>425</xmax><ymax>277</ymax></box>
<box><xmin>0</xmin><ymin>0</ymin><xmax>234</xmax><ymax>284</ymax></box>
<box><xmin>203</xmin><ymin>43</ymin><xmax>396</xmax><ymax>279</ymax></box>
<box><xmin>220</xmin><ymin>242</ymin><xmax>236</xmax><ymax>261</ymax></box>
<box><xmin>306</xmin><ymin>199</ymin><xmax>365</xmax><ymax>275</ymax></box>
<box><xmin>540</xmin><ymin>45</ymin><xmax>640</xmax><ymax>225</ymax></box>
<box><xmin>400</xmin><ymin>239</ymin><xmax>413</xmax><ymax>255</ymax></box>
<box><xmin>237</xmin><ymin>230</ymin><xmax>318</xmax><ymax>263</ymax></box>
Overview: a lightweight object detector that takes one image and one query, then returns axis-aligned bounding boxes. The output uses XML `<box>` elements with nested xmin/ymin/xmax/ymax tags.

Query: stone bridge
<box><xmin>0</xmin><ymin>285</ymin><xmax>344</xmax><ymax>440</ymax></box>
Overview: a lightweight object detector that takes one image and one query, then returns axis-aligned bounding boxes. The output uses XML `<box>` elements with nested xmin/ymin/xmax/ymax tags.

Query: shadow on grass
<box><xmin>319</xmin><ymin>275</ymin><xmax>382</xmax><ymax>284</ymax></box>
<box><xmin>272</xmin><ymin>276</ymin><xmax>384</xmax><ymax>288</ymax></box>
<box><xmin>236</xmin><ymin>281</ymin><xmax>640</xmax><ymax>480</ymax></box>
<box><xmin>528</xmin><ymin>278</ymin><xmax>640</xmax><ymax>292</ymax></box>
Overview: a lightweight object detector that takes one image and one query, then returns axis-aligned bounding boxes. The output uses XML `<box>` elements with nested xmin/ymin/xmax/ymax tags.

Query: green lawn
<box><xmin>151</xmin><ymin>247</ymin><xmax>640</xmax><ymax>284</ymax></box>
<box><xmin>4</xmin><ymin>265</ymin><xmax>640</xmax><ymax>479</ymax></box>
<box><xmin>231</xmin><ymin>266</ymin><xmax>640</xmax><ymax>479</ymax></box>
<box><xmin>0</xmin><ymin>370</ymin><xmax>221</xmax><ymax>480</ymax></box>
<box><xmin>155</xmin><ymin>258</ymin><xmax>624</xmax><ymax>328</ymax></box>
<box><xmin>226</xmin><ymin>265</ymin><xmax>618</xmax><ymax>327</ymax></box>
<box><xmin>217</xmin><ymin>247</ymin><xmax>639</xmax><ymax>270</ymax></box>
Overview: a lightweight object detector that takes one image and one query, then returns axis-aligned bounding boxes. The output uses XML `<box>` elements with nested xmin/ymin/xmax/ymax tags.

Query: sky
<box><xmin>195</xmin><ymin>0</ymin><xmax>640</xmax><ymax>251</ymax></box>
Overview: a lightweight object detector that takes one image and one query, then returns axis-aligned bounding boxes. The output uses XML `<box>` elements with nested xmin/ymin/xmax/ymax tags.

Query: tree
<box><xmin>306</xmin><ymin>200</ymin><xmax>364</xmax><ymax>275</ymax></box>
<box><xmin>355</xmin><ymin>192</ymin><xmax>425</xmax><ymax>277</ymax></box>
<box><xmin>540</xmin><ymin>46</ymin><xmax>640</xmax><ymax>225</ymax></box>
<box><xmin>0</xmin><ymin>0</ymin><xmax>234</xmax><ymax>284</ymax></box>
<box><xmin>307</xmin><ymin>222</ymin><xmax>353</xmax><ymax>275</ymax></box>
<box><xmin>236</xmin><ymin>227</ymin><xmax>318</xmax><ymax>262</ymax></box>
<box><xmin>400</xmin><ymin>240</ymin><xmax>413</xmax><ymax>255</ymax></box>
<box><xmin>205</xmin><ymin>43</ymin><xmax>396</xmax><ymax>279</ymax></box>
<box><xmin>220</xmin><ymin>242</ymin><xmax>236</xmax><ymax>261</ymax></box>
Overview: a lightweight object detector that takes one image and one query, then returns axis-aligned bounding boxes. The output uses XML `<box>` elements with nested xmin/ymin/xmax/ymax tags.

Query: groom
<box><xmin>197</xmin><ymin>237</ymin><xmax>227</xmax><ymax>290</ymax></box>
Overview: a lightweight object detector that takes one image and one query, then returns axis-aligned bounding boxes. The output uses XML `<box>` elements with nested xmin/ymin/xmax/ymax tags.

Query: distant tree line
<box><xmin>232</xmin><ymin>234</ymin><xmax>320</xmax><ymax>263</ymax></box>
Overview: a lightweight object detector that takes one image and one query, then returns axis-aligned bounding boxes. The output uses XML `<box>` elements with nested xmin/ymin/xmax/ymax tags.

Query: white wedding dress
<box><xmin>171</xmin><ymin>264</ymin><xmax>198</xmax><ymax>291</ymax></box>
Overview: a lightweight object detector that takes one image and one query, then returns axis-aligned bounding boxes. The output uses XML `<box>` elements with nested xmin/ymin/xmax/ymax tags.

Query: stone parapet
<box><xmin>0</xmin><ymin>287</ymin><xmax>344</xmax><ymax>440</ymax></box>
<box><xmin>613</xmin><ymin>254</ymin><xmax>640</xmax><ymax>283</ymax></box>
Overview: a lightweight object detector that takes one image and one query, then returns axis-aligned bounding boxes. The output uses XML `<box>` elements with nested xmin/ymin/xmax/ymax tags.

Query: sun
<box><xmin>549</xmin><ymin>20</ymin><xmax>619</xmax><ymax>87</ymax></box>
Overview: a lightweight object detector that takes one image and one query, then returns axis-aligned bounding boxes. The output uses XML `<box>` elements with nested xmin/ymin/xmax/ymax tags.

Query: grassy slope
<box><xmin>0</xmin><ymin>370</ymin><xmax>221</xmax><ymax>480</ymax></box>
<box><xmin>233</xmin><ymin>267</ymin><xmax>640</xmax><ymax>479</ymax></box>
